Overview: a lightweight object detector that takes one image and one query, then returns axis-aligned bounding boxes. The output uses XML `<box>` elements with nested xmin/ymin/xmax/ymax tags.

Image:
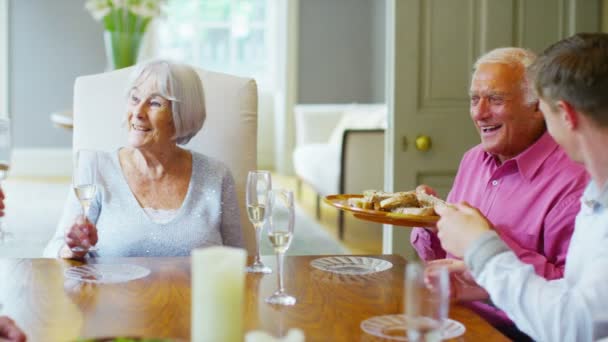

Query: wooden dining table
<box><xmin>0</xmin><ymin>255</ymin><xmax>509</xmax><ymax>341</ymax></box>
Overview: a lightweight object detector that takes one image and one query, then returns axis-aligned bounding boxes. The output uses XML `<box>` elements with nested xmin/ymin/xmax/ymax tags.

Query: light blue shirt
<box><xmin>465</xmin><ymin>181</ymin><xmax>608</xmax><ymax>342</ymax></box>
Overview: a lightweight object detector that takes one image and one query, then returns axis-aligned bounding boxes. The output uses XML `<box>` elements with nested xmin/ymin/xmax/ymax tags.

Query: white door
<box><xmin>384</xmin><ymin>0</ymin><xmax>601</xmax><ymax>258</ymax></box>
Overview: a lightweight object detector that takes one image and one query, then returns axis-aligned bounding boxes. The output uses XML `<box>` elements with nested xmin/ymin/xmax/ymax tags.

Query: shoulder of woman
<box><xmin>191</xmin><ymin>151</ymin><xmax>231</xmax><ymax>175</ymax></box>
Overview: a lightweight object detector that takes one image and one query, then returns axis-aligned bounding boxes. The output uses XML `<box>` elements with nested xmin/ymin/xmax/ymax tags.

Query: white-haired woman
<box><xmin>43</xmin><ymin>60</ymin><xmax>243</xmax><ymax>258</ymax></box>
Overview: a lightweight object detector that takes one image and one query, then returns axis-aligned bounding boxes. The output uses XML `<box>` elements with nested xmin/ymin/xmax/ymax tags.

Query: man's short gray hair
<box><xmin>473</xmin><ymin>47</ymin><xmax>538</xmax><ymax>105</ymax></box>
<box><xmin>127</xmin><ymin>59</ymin><xmax>206</xmax><ymax>145</ymax></box>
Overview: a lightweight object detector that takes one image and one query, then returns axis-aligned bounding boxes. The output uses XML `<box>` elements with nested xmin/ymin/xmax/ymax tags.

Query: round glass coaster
<box><xmin>64</xmin><ymin>264</ymin><xmax>151</xmax><ymax>284</ymax></box>
<box><xmin>310</xmin><ymin>256</ymin><xmax>393</xmax><ymax>275</ymax></box>
<box><xmin>360</xmin><ymin>314</ymin><xmax>466</xmax><ymax>341</ymax></box>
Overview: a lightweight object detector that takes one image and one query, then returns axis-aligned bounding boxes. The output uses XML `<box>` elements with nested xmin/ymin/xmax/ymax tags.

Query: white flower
<box><xmin>109</xmin><ymin>0</ymin><xmax>127</xmax><ymax>8</ymax></box>
<box><xmin>85</xmin><ymin>0</ymin><xmax>163</xmax><ymax>32</ymax></box>
<box><xmin>85</xmin><ymin>0</ymin><xmax>112</xmax><ymax>21</ymax></box>
<box><xmin>130</xmin><ymin>0</ymin><xmax>162</xmax><ymax>18</ymax></box>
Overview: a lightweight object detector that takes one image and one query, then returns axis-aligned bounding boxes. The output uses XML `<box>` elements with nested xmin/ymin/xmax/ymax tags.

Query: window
<box><xmin>157</xmin><ymin>0</ymin><xmax>275</xmax><ymax>89</ymax></box>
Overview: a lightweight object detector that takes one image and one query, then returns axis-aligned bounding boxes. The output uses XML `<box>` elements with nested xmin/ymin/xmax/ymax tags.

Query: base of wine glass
<box><xmin>265</xmin><ymin>292</ymin><xmax>296</xmax><ymax>306</ymax></box>
<box><xmin>246</xmin><ymin>262</ymin><xmax>272</xmax><ymax>274</ymax></box>
<box><xmin>71</xmin><ymin>245</ymin><xmax>99</xmax><ymax>253</ymax></box>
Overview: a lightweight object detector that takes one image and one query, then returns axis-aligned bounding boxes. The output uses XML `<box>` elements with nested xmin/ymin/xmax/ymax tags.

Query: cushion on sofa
<box><xmin>327</xmin><ymin>106</ymin><xmax>387</xmax><ymax>145</ymax></box>
<box><xmin>292</xmin><ymin>143</ymin><xmax>340</xmax><ymax>196</ymax></box>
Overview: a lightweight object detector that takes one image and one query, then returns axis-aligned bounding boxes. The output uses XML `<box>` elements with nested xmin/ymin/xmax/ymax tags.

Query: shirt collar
<box><xmin>484</xmin><ymin>132</ymin><xmax>557</xmax><ymax>181</ymax></box>
<box><xmin>582</xmin><ymin>181</ymin><xmax>608</xmax><ymax>209</ymax></box>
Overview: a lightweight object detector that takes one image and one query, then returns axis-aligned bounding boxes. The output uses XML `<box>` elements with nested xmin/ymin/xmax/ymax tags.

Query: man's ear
<box><xmin>556</xmin><ymin>100</ymin><xmax>579</xmax><ymax>130</ymax></box>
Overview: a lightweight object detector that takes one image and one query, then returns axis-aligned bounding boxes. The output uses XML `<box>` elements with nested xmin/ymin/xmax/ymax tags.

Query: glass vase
<box><xmin>103</xmin><ymin>30</ymin><xmax>144</xmax><ymax>70</ymax></box>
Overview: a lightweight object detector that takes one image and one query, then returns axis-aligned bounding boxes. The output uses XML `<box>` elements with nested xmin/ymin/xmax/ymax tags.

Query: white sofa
<box><xmin>292</xmin><ymin>104</ymin><xmax>386</xmax><ymax>239</ymax></box>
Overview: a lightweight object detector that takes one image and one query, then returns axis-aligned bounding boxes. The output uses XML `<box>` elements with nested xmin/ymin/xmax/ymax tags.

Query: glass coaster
<box><xmin>64</xmin><ymin>264</ymin><xmax>150</xmax><ymax>284</ymax></box>
<box><xmin>360</xmin><ymin>314</ymin><xmax>466</xmax><ymax>341</ymax></box>
<box><xmin>310</xmin><ymin>256</ymin><xmax>392</xmax><ymax>275</ymax></box>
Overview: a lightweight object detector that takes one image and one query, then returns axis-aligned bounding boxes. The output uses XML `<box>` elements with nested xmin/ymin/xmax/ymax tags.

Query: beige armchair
<box><xmin>72</xmin><ymin>66</ymin><xmax>258</xmax><ymax>254</ymax></box>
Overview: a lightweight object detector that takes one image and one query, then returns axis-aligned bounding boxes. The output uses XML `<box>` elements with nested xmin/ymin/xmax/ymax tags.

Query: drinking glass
<box><xmin>0</xmin><ymin>118</ymin><xmax>12</xmax><ymax>243</ymax></box>
<box><xmin>265</xmin><ymin>189</ymin><xmax>296</xmax><ymax>306</ymax></box>
<box><xmin>246</xmin><ymin>170</ymin><xmax>272</xmax><ymax>274</ymax></box>
<box><xmin>70</xmin><ymin>149</ymin><xmax>99</xmax><ymax>252</ymax></box>
<box><xmin>405</xmin><ymin>263</ymin><xmax>450</xmax><ymax>342</ymax></box>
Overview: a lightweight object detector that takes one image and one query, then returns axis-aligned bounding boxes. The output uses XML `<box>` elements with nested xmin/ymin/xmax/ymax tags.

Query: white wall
<box><xmin>9</xmin><ymin>0</ymin><xmax>105</xmax><ymax>149</ymax></box>
<box><xmin>297</xmin><ymin>0</ymin><xmax>384</xmax><ymax>103</ymax></box>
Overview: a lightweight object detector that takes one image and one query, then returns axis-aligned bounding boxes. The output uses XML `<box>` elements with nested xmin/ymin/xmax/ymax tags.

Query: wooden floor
<box><xmin>272</xmin><ymin>173</ymin><xmax>383</xmax><ymax>255</ymax></box>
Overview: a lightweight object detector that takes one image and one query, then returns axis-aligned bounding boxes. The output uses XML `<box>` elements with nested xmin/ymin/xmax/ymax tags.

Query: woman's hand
<box><xmin>0</xmin><ymin>316</ymin><xmax>27</xmax><ymax>342</ymax></box>
<box><xmin>425</xmin><ymin>259</ymin><xmax>489</xmax><ymax>302</ymax></box>
<box><xmin>61</xmin><ymin>215</ymin><xmax>98</xmax><ymax>259</ymax></box>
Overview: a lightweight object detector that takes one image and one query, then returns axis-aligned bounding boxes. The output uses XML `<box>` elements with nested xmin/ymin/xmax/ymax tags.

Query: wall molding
<box><xmin>11</xmin><ymin>148</ymin><xmax>72</xmax><ymax>177</ymax></box>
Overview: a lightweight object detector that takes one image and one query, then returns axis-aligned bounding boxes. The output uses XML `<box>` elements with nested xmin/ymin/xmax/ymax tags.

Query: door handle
<box><xmin>415</xmin><ymin>135</ymin><xmax>432</xmax><ymax>151</ymax></box>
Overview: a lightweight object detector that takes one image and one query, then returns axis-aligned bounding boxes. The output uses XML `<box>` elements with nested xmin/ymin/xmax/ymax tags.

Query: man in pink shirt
<box><xmin>410</xmin><ymin>47</ymin><xmax>588</xmax><ymax>340</ymax></box>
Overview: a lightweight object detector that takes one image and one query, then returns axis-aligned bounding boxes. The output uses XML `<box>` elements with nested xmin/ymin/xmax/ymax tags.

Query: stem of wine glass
<box><xmin>254</xmin><ymin>224</ymin><xmax>263</xmax><ymax>265</ymax></box>
<box><xmin>277</xmin><ymin>251</ymin><xmax>286</xmax><ymax>294</ymax></box>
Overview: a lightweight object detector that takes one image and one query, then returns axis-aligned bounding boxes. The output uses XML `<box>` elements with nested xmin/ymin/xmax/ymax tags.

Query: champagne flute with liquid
<box><xmin>70</xmin><ymin>149</ymin><xmax>99</xmax><ymax>252</ymax></box>
<box><xmin>0</xmin><ymin>118</ymin><xmax>12</xmax><ymax>243</ymax></box>
<box><xmin>246</xmin><ymin>170</ymin><xmax>272</xmax><ymax>273</ymax></box>
<box><xmin>265</xmin><ymin>189</ymin><xmax>296</xmax><ymax>305</ymax></box>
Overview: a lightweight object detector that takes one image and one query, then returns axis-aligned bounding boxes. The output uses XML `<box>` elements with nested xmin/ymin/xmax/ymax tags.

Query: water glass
<box><xmin>405</xmin><ymin>262</ymin><xmax>449</xmax><ymax>342</ymax></box>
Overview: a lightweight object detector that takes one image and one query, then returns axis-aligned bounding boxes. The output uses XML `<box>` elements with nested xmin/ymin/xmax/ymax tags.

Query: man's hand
<box><xmin>0</xmin><ymin>316</ymin><xmax>26</xmax><ymax>342</ymax></box>
<box><xmin>415</xmin><ymin>184</ymin><xmax>438</xmax><ymax>197</ymax></box>
<box><xmin>426</xmin><ymin>259</ymin><xmax>489</xmax><ymax>302</ymax></box>
<box><xmin>435</xmin><ymin>202</ymin><xmax>493</xmax><ymax>258</ymax></box>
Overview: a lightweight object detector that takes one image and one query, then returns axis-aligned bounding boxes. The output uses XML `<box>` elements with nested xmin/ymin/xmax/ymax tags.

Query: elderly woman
<box><xmin>43</xmin><ymin>60</ymin><xmax>243</xmax><ymax>258</ymax></box>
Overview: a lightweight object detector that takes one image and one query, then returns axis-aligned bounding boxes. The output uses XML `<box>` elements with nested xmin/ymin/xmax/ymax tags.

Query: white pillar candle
<box><xmin>191</xmin><ymin>246</ymin><xmax>247</xmax><ymax>342</ymax></box>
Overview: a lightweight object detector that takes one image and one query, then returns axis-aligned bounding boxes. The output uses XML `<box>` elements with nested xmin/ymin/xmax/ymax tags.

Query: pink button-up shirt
<box><xmin>411</xmin><ymin>132</ymin><xmax>589</xmax><ymax>327</ymax></box>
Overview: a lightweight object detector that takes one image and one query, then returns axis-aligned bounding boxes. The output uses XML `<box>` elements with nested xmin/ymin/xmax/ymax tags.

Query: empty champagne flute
<box><xmin>246</xmin><ymin>170</ymin><xmax>272</xmax><ymax>274</ymax></box>
<box><xmin>70</xmin><ymin>149</ymin><xmax>99</xmax><ymax>252</ymax></box>
<box><xmin>265</xmin><ymin>189</ymin><xmax>296</xmax><ymax>306</ymax></box>
<box><xmin>0</xmin><ymin>118</ymin><xmax>12</xmax><ymax>243</ymax></box>
<box><xmin>405</xmin><ymin>263</ymin><xmax>450</xmax><ymax>342</ymax></box>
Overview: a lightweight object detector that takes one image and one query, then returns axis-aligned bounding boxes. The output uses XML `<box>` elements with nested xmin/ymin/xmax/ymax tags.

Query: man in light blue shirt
<box><xmin>434</xmin><ymin>33</ymin><xmax>608</xmax><ymax>341</ymax></box>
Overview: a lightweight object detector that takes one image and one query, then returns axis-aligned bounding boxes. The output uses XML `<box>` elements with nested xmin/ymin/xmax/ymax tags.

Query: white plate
<box><xmin>310</xmin><ymin>256</ymin><xmax>392</xmax><ymax>275</ymax></box>
<box><xmin>64</xmin><ymin>264</ymin><xmax>151</xmax><ymax>284</ymax></box>
<box><xmin>360</xmin><ymin>314</ymin><xmax>465</xmax><ymax>341</ymax></box>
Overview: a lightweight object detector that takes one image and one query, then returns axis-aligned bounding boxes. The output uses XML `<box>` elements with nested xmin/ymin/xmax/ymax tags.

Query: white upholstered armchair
<box><xmin>72</xmin><ymin>66</ymin><xmax>258</xmax><ymax>254</ymax></box>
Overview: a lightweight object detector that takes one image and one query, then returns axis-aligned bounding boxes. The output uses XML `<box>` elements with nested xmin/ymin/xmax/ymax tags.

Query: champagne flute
<box><xmin>70</xmin><ymin>149</ymin><xmax>99</xmax><ymax>252</ymax></box>
<box><xmin>246</xmin><ymin>170</ymin><xmax>272</xmax><ymax>274</ymax></box>
<box><xmin>265</xmin><ymin>189</ymin><xmax>296</xmax><ymax>306</ymax></box>
<box><xmin>0</xmin><ymin>118</ymin><xmax>13</xmax><ymax>243</ymax></box>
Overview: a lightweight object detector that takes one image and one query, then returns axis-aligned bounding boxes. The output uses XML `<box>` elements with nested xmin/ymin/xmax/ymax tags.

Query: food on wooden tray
<box><xmin>348</xmin><ymin>189</ymin><xmax>445</xmax><ymax>216</ymax></box>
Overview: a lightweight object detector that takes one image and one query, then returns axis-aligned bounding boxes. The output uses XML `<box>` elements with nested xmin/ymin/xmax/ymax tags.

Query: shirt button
<box><xmin>491</xmin><ymin>180</ymin><xmax>499</xmax><ymax>186</ymax></box>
